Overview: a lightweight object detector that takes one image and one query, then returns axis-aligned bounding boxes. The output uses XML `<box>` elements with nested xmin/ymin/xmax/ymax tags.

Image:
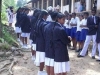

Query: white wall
<box><xmin>75</xmin><ymin>2</ymin><xmax>80</xmax><ymax>13</ymax></box>
<box><xmin>62</xmin><ymin>5</ymin><xmax>69</xmax><ymax>13</ymax></box>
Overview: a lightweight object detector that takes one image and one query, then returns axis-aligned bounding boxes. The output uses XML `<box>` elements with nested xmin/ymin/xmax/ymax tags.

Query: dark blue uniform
<box><xmin>53</xmin><ymin>23</ymin><xmax>70</xmax><ymax>62</ymax></box>
<box><xmin>36</xmin><ymin>19</ymin><xmax>47</xmax><ymax>52</ymax></box>
<box><xmin>44</xmin><ymin>22</ymin><xmax>56</xmax><ymax>59</ymax></box>
<box><xmin>30</xmin><ymin>16</ymin><xmax>38</xmax><ymax>43</ymax></box>
<box><xmin>15</xmin><ymin>12</ymin><xmax>21</xmax><ymax>27</ymax></box>
<box><xmin>87</xmin><ymin>16</ymin><xmax>99</xmax><ymax>35</ymax></box>
<box><xmin>96</xmin><ymin>22</ymin><xmax>100</xmax><ymax>43</ymax></box>
<box><xmin>21</xmin><ymin>14</ymin><xmax>31</xmax><ymax>33</ymax></box>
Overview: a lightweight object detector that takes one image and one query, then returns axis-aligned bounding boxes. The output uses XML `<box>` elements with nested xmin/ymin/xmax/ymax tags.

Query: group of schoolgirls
<box><xmin>64</xmin><ymin>9</ymin><xmax>100</xmax><ymax>61</ymax></box>
<box><xmin>29</xmin><ymin>9</ymin><xmax>71</xmax><ymax>75</ymax></box>
<box><xmin>15</xmin><ymin>8</ymin><xmax>31</xmax><ymax>48</ymax></box>
<box><xmin>64</xmin><ymin>12</ymin><xmax>89</xmax><ymax>52</ymax></box>
<box><xmin>77</xmin><ymin>9</ymin><xmax>100</xmax><ymax>61</ymax></box>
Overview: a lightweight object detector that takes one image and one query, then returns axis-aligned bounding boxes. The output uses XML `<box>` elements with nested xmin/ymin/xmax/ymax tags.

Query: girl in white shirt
<box><xmin>70</xmin><ymin>13</ymin><xmax>78</xmax><ymax>50</ymax></box>
<box><xmin>80</xmin><ymin>12</ymin><xmax>89</xmax><ymax>51</ymax></box>
<box><xmin>76</xmin><ymin>14</ymin><xmax>84</xmax><ymax>52</ymax></box>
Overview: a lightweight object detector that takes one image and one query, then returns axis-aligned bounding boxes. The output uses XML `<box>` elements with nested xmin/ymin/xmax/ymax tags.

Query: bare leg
<box><xmin>72</xmin><ymin>38</ymin><xmax>77</xmax><ymax>49</ymax></box>
<box><xmin>22</xmin><ymin>37</ymin><xmax>24</xmax><ymax>45</ymax></box>
<box><xmin>31</xmin><ymin>44</ymin><xmax>36</xmax><ymax>56</ymax></box>
<box><xmin>17</xmin><ymin>33</ymin><xmax>21</xmax><ymax>38</ymax></box>
<box><xmin>25</xmin><ymin>37</ymin><xmax>27</xmax><ymax>45</ymax></box>
<box><xmin>40</xmin><ymin>62</ymin><xmax>44</xmax><ymax>71</ymax></box>
<box><xmin>9</xmin><ymin>23</ymin><xmax>12</xmax><ymax>27</ymax></box>
<box><xmin>62</xmin><ymin>72</ymin><xmax>67</xmax><ymax>75</ymax></box>
<box><xmin>81</xmin><ymin>41</ymin><xmax>84</xmax><ymax>49</ymax></box>
<box><xmin>73</xmin><ymin>38</ymin><xmax>77</xmax><ymax>49</ymax></box>
<box><xmin>56</xmin><ymin>73</ymin><xmax>61</xmax><ymax>75</ymax></box>
<box><xmin>46</xmin><ymin>66</ymin><xmax>50</xmax><ymax>75</ymax></box>
<box><xmin>50</xmin><ymin>66</ymin><xmax>55</xmax><ymax>75</ymax></box>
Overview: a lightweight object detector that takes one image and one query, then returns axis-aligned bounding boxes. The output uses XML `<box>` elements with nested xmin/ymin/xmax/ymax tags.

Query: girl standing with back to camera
<box><xmin>35</xmin><ymin>11</ymin><xmax>48</xmax><ymax>75</ymax></box>
<box><xmin>44</xmin><ymin>11</ymin><xmax>58</xmax><ymax>75</ymax></box>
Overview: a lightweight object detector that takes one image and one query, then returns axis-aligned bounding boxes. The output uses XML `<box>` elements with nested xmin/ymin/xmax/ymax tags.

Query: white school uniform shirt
<box><xmin>46</xmin><ymin>15</ymin><xmax>52</xmax><ymax>22</ymax></box>
<box><xmin>81</xmin><ymin>19</ymin><xmax>88</xmax><ymax>29</ymax></box>
<box><xmin>9</xmin><ymin>12</ymin><xmax>14</xmax><ymax>23</ymax></box>
<box><xmin>77</xmin><ymin>20</ymin><xmax>82</xmax><ymax>31</ymax></box>
<box><xmin>64</xmin><ymin>19</ymin><xmax>69</xmax><ymax>28</ymax></box>
<box><xmin>68</xmin><ymin>20</ymin><xmax>72</xmax><ymax>29</ymax></box>
<box><xmin>70</xmin><ymin>17</ymin><xmax>78</xmax><ymax>27</ymax></box>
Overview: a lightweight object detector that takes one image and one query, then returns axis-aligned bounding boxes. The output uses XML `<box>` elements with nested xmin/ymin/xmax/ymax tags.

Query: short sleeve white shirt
<box><xmin>81</xmin><ymin>19</ymin><xmax>88</xmax><ymax>29</ymax></box>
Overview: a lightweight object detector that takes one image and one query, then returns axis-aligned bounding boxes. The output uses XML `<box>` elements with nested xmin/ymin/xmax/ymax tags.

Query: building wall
<box><xmin>32</xmin><ymin>0</ymin><xmax>100</xmax><ymax>13</ymax></box>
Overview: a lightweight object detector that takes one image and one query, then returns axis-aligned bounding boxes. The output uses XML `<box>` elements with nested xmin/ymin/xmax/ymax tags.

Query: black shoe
<box><xmin>75</xmin><ymin>49</ymin><xmax>82</xmax><ymax>52</ymax></box>
<box><xmin>77</xmin><ymin>54</ymin><xmax>84</xmax><ymax>58</ymax></box>
<box><xmin>92</xmin><ymin>56</ymin><xmax>95</xmax><ymax>59</ymax></box>
<box><xmin>96</xmin><ymin>59</ymin><xmax>100</xmax><ymax>62</ymax></box>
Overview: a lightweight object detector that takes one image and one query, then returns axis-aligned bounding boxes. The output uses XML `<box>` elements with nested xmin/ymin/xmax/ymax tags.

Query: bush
<box><xmin>2</xmin><ymin>24</ymin><xmax>19</xmax><ymax>47</ymax></box>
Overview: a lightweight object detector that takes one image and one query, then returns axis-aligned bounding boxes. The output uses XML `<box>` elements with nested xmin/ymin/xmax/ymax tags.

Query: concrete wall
<box><xmin>62</xmin><ymin>5</ymin><xmax>69</xmax><ymax>13</ymax></box>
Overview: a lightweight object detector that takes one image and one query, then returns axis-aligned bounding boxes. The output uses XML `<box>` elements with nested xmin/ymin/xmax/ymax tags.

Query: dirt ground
<box><xmin>0</xmin><ymin>49</ymin><xmax>100</xmax><ymax>75</ymax></box>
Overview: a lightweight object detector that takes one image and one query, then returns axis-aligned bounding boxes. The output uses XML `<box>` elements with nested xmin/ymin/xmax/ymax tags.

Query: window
<box><xmin>39</xmin><ymin>0</ymin><xmax>41</xmax><ymax>9</ymax></box>
<box><xmin>43</xmin><ymin>0</ymin><xmax>47</xmax><ymax>9</ymax></box>
<box><xmin>55</xmin><ymin>0</ymin><xmax>61</xmax><ymax>6</ymax></box>
<box><xmin>48</xmin><ymin>0</ymin><xmax>53</xmax><ymax>6</ymax></box>
<box><xmin>75</xmin><ymin>0</ymin><xmax>80</xmax><ymax>2</ymax></box>
<box><xmin>64</xmin><ymin>0</ymin><xmax>69</xmax><ymax>5</ymax></box>
<box><xmin>36</xmin><ymin>2</ymin><xmax>38</xmax><ymax>8</ymax></box>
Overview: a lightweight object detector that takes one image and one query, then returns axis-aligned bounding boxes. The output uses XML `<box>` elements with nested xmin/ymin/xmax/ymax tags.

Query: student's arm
<box><xmin>80</xmin><ymin>25</ymin><xmax>87</xmax><ymax>27</ymax></box>
<box><xmin>70</xmin><ymin>23</ymin><xmax>77</xmax><ymax>26</ymax></box>
<box><xmin>60</xmin><ymin>28</ymin><xmax>71</xmax><ymax>45</ymax></box>
<box><xmin>96</xmin><ymin>16</ymin><xmax>100</xmax><ymax>28</ymax></box>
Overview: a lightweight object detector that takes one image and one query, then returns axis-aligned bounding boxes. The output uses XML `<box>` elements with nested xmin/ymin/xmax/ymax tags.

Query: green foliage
<box><xmin>17</xmin><ymin>0</ymin><xmax>30</xmax><ymax>7</ymax></box>
<box><xmin>0</xmin><ymin>38</ymin><xmax>4</xmax><ymax>43</ymax></box>
<box><xmin>1</xmin><ymin>0</ymin><xmax>17</xmax><ymax>22</ymax></box>
<box><xmin>0</xmin><ymin>43</ymin><xmax>11</xmax><ymax>50</ymax></box>
<box><xmin>2</xmin><ymin>25</ymin><xmax>19</xmax><ymax>47</ymax></box>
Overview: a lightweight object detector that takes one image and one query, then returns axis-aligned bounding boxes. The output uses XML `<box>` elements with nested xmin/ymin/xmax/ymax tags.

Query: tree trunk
<box><xmin>0</xmin><ymin>0</ymin><xmax>2</xmax><ymax>38</ymax></box>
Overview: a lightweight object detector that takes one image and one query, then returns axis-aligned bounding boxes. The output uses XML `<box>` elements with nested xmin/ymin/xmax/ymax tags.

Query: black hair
<box><xmin>40</xmin><ymin>10</ymin><xmax>48</xmax><ymax>18</ymax></box>
<box><xmin>25</xmin><ymin>8</ymin><xmax>30</xmax><ymax>11</ymax></box>
<box><xmin>72</xmin><ymin>12</ymin><xmax>76</xmax><ymax>16</ymax></box>
<box><xmin>48</xmin><ymin>10</ymin><xmax>53</xmax><ymax>15</ymax></box>
<box><xmin>64</xmin><ymin>11</ymin><xmax>69</xmax><ymax>15</ymax></box>
<box><xmin>35</xmin><ymin>11</ymin><xmax>41</xmax><ymax>18</ymax></box>
<box><xmin>11</xmin><ymin>9</ymin><xmax>13</xmax><ymax>13</ymax></box>
<box><xmin>56</xmin><ymin>13</ymin><xmax>65</xmax><ymax>21</ymax></box>
<box><xmin>9</xmin><ymin>6</ymin><xmax>13</xmax><ymax>10</ymax></box>
<box><xmin>16</xmin><ymin>7</ymin><xmax>21</xmax><ymax>13</ymax></box>
<box><xmin>33</xmin><ymin>9</ymin><xmax>41</xmax><ymax>16</ymax></box>
<box><xmin>83</xmin><ymin>12</ymin><xmax>89</xmax><ymax>16</ymax></box>
<box><xmin>51</xmin><ymin>11</ymin><xmax>58</xmax><ymax>20</ymax></box>
<box><xmin>68</xmin><ymin>14</ymin><xmax>72</xmax><ymax>17</ymax></box>
<box><xmin>91</xmin><ymin>9</ymin><xmax>96</xmax><ymax>13</ymax></box>
<box><xmin>79</xmin><ymin>14</ymin><xmax>84</xmax><ymax>17</ymax></box>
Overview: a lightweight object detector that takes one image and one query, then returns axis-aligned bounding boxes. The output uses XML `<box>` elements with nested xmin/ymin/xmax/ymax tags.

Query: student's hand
<box><xmin>70</xmin><ymin>23</ymin><xmax>73</xmax><ymax>26</ymax></box>
<box><xmin>67</xmin><ymin>21</ymin><xmax>69</xmax><ymax>24</ymax></box>
<box><xmin>80</xmin><ymin>25</ymin><xmax>83</xmax><ymax>27</ymax></box>
<box><xmin>68</xmin><ymin>36</ymin><xmax>72</xmax><ymax>40</ymax></box>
